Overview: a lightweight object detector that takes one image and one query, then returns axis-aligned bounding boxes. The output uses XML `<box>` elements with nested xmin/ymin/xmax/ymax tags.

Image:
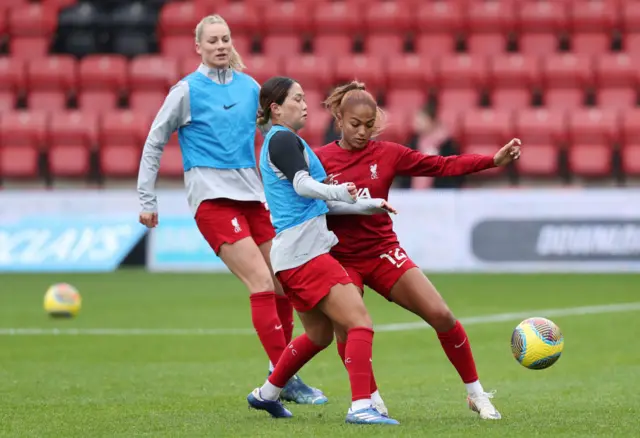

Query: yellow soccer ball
<box><xmin>511</xmin><ymin>317</ymin><xmax>564</xmax><ymax>370</ymax></box>
<box><xmin>44</xmin><ymin>283</ymin><xmax>82</xmax><ymax>318</ymax></box>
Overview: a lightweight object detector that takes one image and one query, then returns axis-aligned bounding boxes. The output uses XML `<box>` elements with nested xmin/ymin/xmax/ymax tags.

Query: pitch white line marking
<box><xmin>1</xmin><ymin>302</ymin><xmax>639</xmax><ymax>336</ymax></box>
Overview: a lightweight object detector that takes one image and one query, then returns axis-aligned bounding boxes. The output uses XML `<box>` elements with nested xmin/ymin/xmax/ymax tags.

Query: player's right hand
<box><xmin>378</xmin><ymin>200</ymin><xmax>397</xmax><ymax>215</ymax></box>
<box><xmin>139</xmin><ymin>211</ymin><xmax>158</xmax><ymax>228</ymax></box>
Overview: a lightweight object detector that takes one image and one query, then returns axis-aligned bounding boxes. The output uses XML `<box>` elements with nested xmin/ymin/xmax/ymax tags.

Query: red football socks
<box><xmin>268</xmin><ymin>334</ymin><xmax>326</xmax><ymax>388</ymax></box>
<box><xmin>344</xmin><ymin>327</ymin><xmax>375</xmax><ymax>401</ymax></box>
<box><xmin>437</xmin><ymin>320</ymin><xmax>479</xmax><ymax>384</ymax></box>
<box><xmin>337</xmin><ymin>340</ymin><xmax>378</xmax><ymax>394</ymax></box>
<box><xmin>249</xmin><ymin>291</ymin><xmax>287</xmax><ymax>366</ymax></box>
<box><xmin>275</xmin><ymin>294</ymin><xmax>294</xmax><ymax>345</ymax></box>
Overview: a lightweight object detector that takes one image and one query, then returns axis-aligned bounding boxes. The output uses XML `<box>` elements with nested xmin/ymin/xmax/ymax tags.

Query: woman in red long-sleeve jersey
<box><xmin>314</xmin><ymin>81</ymin><xmax>522</xmax><ymax>421</ymax></box>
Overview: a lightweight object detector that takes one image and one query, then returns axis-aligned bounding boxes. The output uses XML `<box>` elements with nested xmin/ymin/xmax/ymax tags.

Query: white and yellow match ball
<box><xmin>511</xmin><ymin>317</ymin><xmax>564</xmax><ymax>370</ymax></box>
<box><xmin>44</xmin><ymin>283</ymin><xmax>82</xmax><ymax>318</ymax></box>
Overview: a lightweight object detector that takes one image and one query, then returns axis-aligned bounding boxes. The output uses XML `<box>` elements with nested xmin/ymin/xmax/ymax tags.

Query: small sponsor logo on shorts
<box><xmin>231</xmin><ymin>217</ymin><xmax>241</xmax><ymax>233</ymax></box>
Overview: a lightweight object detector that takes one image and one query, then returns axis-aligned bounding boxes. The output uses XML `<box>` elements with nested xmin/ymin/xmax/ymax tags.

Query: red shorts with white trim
<box><xmin>276</xmin><ymin>253</ymin><xmax>353</xmax><ymax>313</ymax></box>
<box><xmin>339</xmin><ymin>246</ymin><xmax>418</xmax><ymax>300</ymax></box>
<box><xmin>195</xmin><ymin>198</ymin><xmax>275</xmax><ymax>254</ymax></box>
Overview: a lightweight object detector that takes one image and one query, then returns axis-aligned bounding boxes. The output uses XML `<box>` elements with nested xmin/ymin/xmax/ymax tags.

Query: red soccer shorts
<box><xmin>340</xmin><ymin>246</ymin><xmax>418</xmax><ymax>300</ymax></box>
<box><xmin>276</xmin><ymin>253</ymin><xmax>353</xmax><ymax>313</ymax></box>
<box><xmin>195</xmin><ymin>198</ymin><xmax>276</xmax><ymax>254</ymax></box>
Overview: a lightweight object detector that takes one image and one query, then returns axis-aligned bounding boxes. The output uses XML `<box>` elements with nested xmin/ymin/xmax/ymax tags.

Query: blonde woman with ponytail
<box><xmin>136</xmin><ymin>15</ymin><xmax>327</xmax><ymax>405</ymax></box>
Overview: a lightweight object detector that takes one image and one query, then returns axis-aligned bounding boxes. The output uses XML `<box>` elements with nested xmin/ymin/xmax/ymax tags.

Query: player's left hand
<box><xmin>378</xmin><ymin>200</ymin><xmax>397</xmax><ymax>215</ymax></box>
<box><xmin>493</xmin><ymin>138</ymin><xmax>522</xmax><ymax>167</ymax></box>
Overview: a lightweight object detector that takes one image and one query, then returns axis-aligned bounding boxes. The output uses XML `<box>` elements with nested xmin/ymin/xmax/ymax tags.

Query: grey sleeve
<box><xmin>137</xmin><ymin>81</ymin><xmax>191</xmax><ymax>212</ymax></box>
<box><xmin>326</xmin><ymin>198</ymin><xmax>389</xmax><ymax>215</ymax></box>
<box><xmin>293</xmin><ymin>171</ymin><xmax>356</xmax><ymax>204</ymax></box>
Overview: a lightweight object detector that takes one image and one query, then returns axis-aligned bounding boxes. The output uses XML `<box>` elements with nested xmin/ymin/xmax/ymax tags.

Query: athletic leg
<box><xmin>388</xmin><ymin>268</ymin><xmax>501</xmax><ymax>420</ymax></box>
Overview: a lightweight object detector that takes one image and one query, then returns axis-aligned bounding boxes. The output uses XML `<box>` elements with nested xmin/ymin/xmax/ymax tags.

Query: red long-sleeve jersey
<box><xmin>315</xmin><ymin>140</ymin><xmax>496</xmax><ymax>260</ymax></box>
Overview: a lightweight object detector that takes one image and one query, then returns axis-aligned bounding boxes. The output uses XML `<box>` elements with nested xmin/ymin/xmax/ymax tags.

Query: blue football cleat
<box><xmin>247</xmin><ymin>388</ymin><xmax>293</xmax><ymax>418</ymax></box>
<box><xmin>345</xmin><ymin>407</ymin><xmax>400</xmax><ymax>425</ymax></box>
<box><xmin>279</xmin><ymin>374</ymin><xmax>328</xmax><ymax>405</ymax></box>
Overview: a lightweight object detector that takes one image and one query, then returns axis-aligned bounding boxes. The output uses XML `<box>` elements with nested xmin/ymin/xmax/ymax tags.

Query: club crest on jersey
<box><xmin>231</xmin><ymin>217</ymin><xmax>242</xmax><ymax>233</ymax></box>
<box><xmin>370</xmin><ymin>163</ymin><xmax>378</xmax><ymax>179</ymax></box>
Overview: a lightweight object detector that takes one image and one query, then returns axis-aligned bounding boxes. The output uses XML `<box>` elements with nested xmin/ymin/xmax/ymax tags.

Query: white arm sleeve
<box><xmin>292</xmin><ymin>171</ymin><xmax>356</xmax><ymax>204</ymax></box>
<box><xmin>137</xmin><ymin>81</ymin><xmax>190</xmax><ymax>213</ymax></box>
<box><xmin>326</xmin><ymin>198</ymin><xmax>389</xmax><ymax>215</ymax></box>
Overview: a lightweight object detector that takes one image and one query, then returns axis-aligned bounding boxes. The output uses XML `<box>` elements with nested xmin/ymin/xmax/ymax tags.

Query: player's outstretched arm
<box><xmin>137</xmin><ymin>82</ymin><xmax>190</xmax><ymax>228</ymax></box>
<box><xmin>268</xmin><ymin>130</ymin><xmax>356</xmax><ymax>204</ymax></box>
<box><xmin>326</xmin><ymin>198</ymin><xmax>397</xmax><ymax>216</ymax></box>
<box><xmin>394</xmin><ymin>138</ymin><xmax>522</xmax><ymax>178</ymax></box>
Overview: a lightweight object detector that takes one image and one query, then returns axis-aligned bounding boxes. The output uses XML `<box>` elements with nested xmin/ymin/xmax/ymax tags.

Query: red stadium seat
<box><xmin>365</xmin><ymin>1</ymin><xmax>412</xmax><ymax>34</ymax></box>
<box><xmin>41</xmin><ymin>0</ymin><xmax>76</xmax><ymax>12</ymax></box>
<box><xmin>377</xmin><ymin>107</ymin><xmax>410</xmax><ymax>144</ymax></box>
<box><xmin>48</xmin><ymin>144</ymin><xmax>91</xmax><ymax>178</ymax></box>
<box><xmin>302</xmin><ymin>89</ymin><xmax>324</xmax><ymax>111</ymax></box>
<box><xmin>595</xmin><ymin>53</ymin><xmax>640</xmax><ymax>111</ymax></box>
<box><xmin>263</xmin><ymin>1</ymin><xmax>311</xmax><ymax>35</ymax></box>
<box><xmin>180</xmin><ymin>57</ymin><xmax>202</xmax><ymax>78</ymax></box>
<box><xmin>515</xmin><ymin>108</ymin><xmax>568</xmax><ymax>147</ymax></box>
<box><xmin>0</xmin><ymin>111</ymin><xmax>48</xmax><ymax>147</ymax></box>
<box><xmin>517</xmin><ymin>144</ymin><xmax>559</xmax><ymax>177</ymax></box>
<box><xmin>438</xmin><ymin>54</ymin><xmax>488</xmax><ymax>89</ymax></box>
<box><xmin>386</xmin><ymin>54</ymin><xmax>435</xmax><ymax>90</ymax></box>
<box><xmin>466</xmin><ymin>0</ymin><xmax>515</xmax><ymax>55</ymax></box>
<box><xmin>129</xmin><ymin>91</ymin><xmax>166</xmax><ymax>115</ymax></box>
<box><xmin>567</xmin><ymin>144</ymin><xmax>612</xmax><ymax>177</ymax></box>
<box><xmin>437</xmin><ymin>54</ymin><xmax>487</xmax><ymax>112</ymax></box>
<box><xmin>313</xmin><ymin>35</ymin><xmax>353</xmax><ymax>56</ymax></box>
<box><xmin>622</xmin><ymin>1</ymin><xmax>640</xmax><ymax>35</ymax></box>
<box><xmin>28</xmin><ymin>91</ymin><xmax>67</xmax><ymax>111</ymax></box>
<box><xmin>334</xmin><ymin>55</ymin><xmax>385</xmax><ymax>94</ymax></box>
<box><xmin>9</xmin><ymin>37</ymin><xmax>49</xmax><ymax>59</ymax></box>
<box><xmin>216</xmin><ymin>2</ymin><xmax>261</xmax><ymax>35</ymax></box>
<box><xmin>298</xmin><ymin>110</ymin><xmax>331</xmax><ymax>148</ymax></box>
<box><xmin>27</xmin><ymin>55</ymin><xmax>76</xmax><ymax>92</ymax></box>
<box><xmin>78</xmin><ymin>91</ymin><xmax>118</xmax><ymax>115</ymax></box>
<box><xmin>622</xmin><ymin>109</ymin><xmax>640</xmax><ymax>144</ymax></box>
<box><xmin>542</xmin><ymin>54</ymin><xmax>593</xmax><ymax>110</ymax></box>
<box><xmin>568</xmin><ymin>108</ymin><xmax>619</xmax><ymax>146</ymax></box>
<box><xmin>284</xmin><ymin>55</ymin><xmax>333</xmax><ymax>91</ymax></box>
<box><xmin>517</xmin><ymin>1</ymin><xmax>566</xmax><ymax>56</ymax></box>
<box><xmin>159</xmin><ymin>1</ymin><xmax>202</xmax><ymax>37</ymax></box>
<box><xmin>462</xmin><ymin>109</ymin><xmax>513</xmax><ymax>146</ymax></box>
<box><xmin>0</xmin><ymin>145</ymin><xmax>39</xmax><ymax>179</ymax></box>
<box><xmin>386</xmin><ymin>90</ymin><xmax>428</xmax><ymax>115</ymax></box>
<box><xmin>415</xmin><ymin>1</ymin><xmax>462</xmax><ymax>59</ymax></box>
<box><xmin>129</xmin><ymin>56</ymin><xmax>178</xmax><ymax>93</ymax></box>
<box><xmin>263</xmin><ymin>35</ymin><xmax>302</xmax><ymax>57</ymax></box>
<box><xmin>490</xmin><ymin>54</ymin><xmax>540</xmax><ymax>110</ymax></box>
<box><xmin>100</xmin><ymin>110</ymin><xmax>151</xmax><ymax>148</ymax></box>
<box><xmin>570</xmin><ymin>0</ymin><xmax>617</xmax><ymax>56</ymax></box>
<box><xmin>79</xmin><ymin>55</ymin><xmax>128</xmax><ymax>92</ymax></box>
<box><xmin>314</xmin><ymin>2</ymin><xmax>363</xmax><ymax>34</ymax></box>
<box><xmin>0</xmin><ymin>57</ymin><xmax>25</xmax><ymax>93</ymax></box>
<box><xmin>158</xmin><ymin>141</ymin><xmax>184</xmax><ymax>178</ymax></box>
<box><xmin>49</xmin><ymin>111</ymin><xmax>98</xmax><ymax>148</ymax></box>
<box><xmin>160</xmin><ymin>36</ymin><xmax>197</xmax><ymax>59</ymax></box>
<box><xmin>0</xmin><ymin>92</ymin><xmax>14</xmax><ymax>111</ymax></box>
<box><xmin>0</xmin><ymin>8</ymin><xmax>5</xmax><ymax>37</ymax></box>
<box><xmin>8</xmin><ymin>4</ymin><xmax>57</xmax><ymax>37</ymax></box>
<box><xmin>244</xmin><ymin>55</ymin><xmax>281</xmax><ymax>85</ymax></box>
<box><xmin>439</xmin><ymin>109</ymin><xmax>462</xmax><ymax>137</ymax></box>
<box><xmin>99</xmin><ymin>144</ymin><xmax>141</xmax><ymax>178</ymax></box>
<box><xmin>364</xmin><ymin>35</ymin><xmax>404</xmax><ymax>55</ymax></box>
<box><xmin>621</xmin><ymin>144</ymin><xmax>640</xmax><ymax>176</ymax></box>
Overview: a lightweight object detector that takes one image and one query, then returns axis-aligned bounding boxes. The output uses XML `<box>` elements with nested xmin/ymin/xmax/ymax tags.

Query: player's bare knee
<box><xmin>306</xmin><ymin>326</ymin><xmax>334</xmax><ymax>348</ymax></box>
<box><xmin>428</xmin><ymin>307</ymin><xmax>456</xmax><ymax>332</ymax></box>
<box><xmin>245</xmin><ymin>271</ymin><xmax>275</xmax><ymax>293</ymax></box>
<box><xmin>344</xmin><ymin>305</ymin><xmax>373</xmax><ymax>330</ymax></box>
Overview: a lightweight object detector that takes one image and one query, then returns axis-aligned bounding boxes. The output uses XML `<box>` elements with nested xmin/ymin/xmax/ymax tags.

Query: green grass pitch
<box><xmin>1</xmin><ymin>271</ymin><xmax>639</xmax><ymax>437</ymax></box>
